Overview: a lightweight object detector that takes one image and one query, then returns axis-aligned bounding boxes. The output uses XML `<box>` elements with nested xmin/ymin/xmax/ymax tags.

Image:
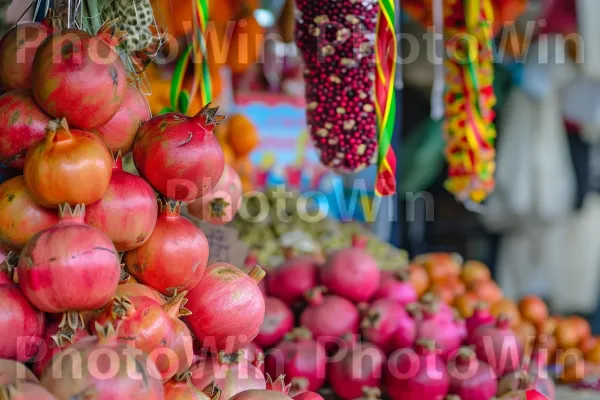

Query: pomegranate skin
<box><xmin>267</xmin><ymin>254</ymin><xmax>319</xmax><ymax>306</ymax></box>
<box><xmin>231</xmin><ymin>390</ymin><xmax>292</xmax><ymax>400</ymax></box>
<box><xmin>294</xmin><ymin>393</ymin><xmax>324</xmax><ymax>400</ymax></box>
<box><xmin>93</xmin><ymin>85</ymin><xmax>152</xmax><ymax>154</ymax></box>
<box><xmin>133</xmin><ymin>106</ymin><xmax>225</xmax><ymax>201</ymax></box>
<box><xmin>17</xmin><ymin>204</ymin><xmax>121</xmax><ymax>313</ymax></box>
<box><xmin>254</xmin><ymin>297</ymin><xmax>295</xmax><ymax>349</ymax></box>
<box><xmin>0</xmin><ymin>277</ymin><xmax>45</xmax><ymax>362</ymax></box>
<box><xmin>0</xmin><ymin>90</ymin><xmax>52</xmax><ymax>169</ymax></box>
<box><xmin>361</xmin><ymin>299</ymin><xmax>416</xmax><ymax>353</ymax></box>
<box><xmin>185</xmin><ymin>263</ymin><xmax>266</xmax><ymax>352</ymax></box>
<box><xmin>0</xmin><ymin>22</ymin><xmax>53</xmax><ymax>90</ymax></box>
<box><xmin>85</xmin><ymin>156</ymin><xmax>158</xmax><ymax>252</ymax></box>
<box><xmin>125</xmin><ymin>201</ymin><xmax>208</xmax><ymax>295</ymax></box>
<box><xmin>31</xmin><ymin>26</ymin><xmax>127</xmax><ymax>129</ymax></box>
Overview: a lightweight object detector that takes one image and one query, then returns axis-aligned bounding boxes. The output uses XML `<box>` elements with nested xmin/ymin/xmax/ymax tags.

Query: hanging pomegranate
<box><xmin>360</xmin><ymin>299</ymin><xmax>416</xmax><ymax>353</ymax></box>
<box><xmin>0</xmin><ymin>11</ymin><xmax>55</xmax><ymax>90</ymax></box>
<box><xmin>164</xmin><ymin>371</ymin><xmax>221</xmax><ymax>400</ymax></box>
<box><xmin>319</xmin><ymin>235</ymin><xmax>380</xmax><ymax>302</ymax></box>
<box><xmin>124</xmin><ymin>200</ymin><xmax>208</xmax><ymax>295</ymax></box>
<box><xmin>40</xmin><ymin>323</ymin><xmax>164</xmax><ymax>400</ymax></box>
<box><xmin>133</xmin><ymin>103</ymin><xmax>225</xmax><ymax>201</ymax></box>
<box><xmin>265</xmin><ymin>328</ymin><xmax>327</xmax><ymax>392</ymax></box>
<box><xmin>0</xmin><ymin>275</ymin><xmax>45</xmax><ymax>362</ymax></box>
<box><xmin>0</xmin><ymin>90</ymin><xmax>52</xmax><ymax>169</ymax></box>
<box><xmin>85</xmin><ymin>153</ymin><xmax>157</xmax><ymax>252</ymax></box>
<box><xmin>267</xmin><ymin>250</ymin><xmax>319</xmax><ymax>306</ymax></box>
<box><xmin>23</xmin><ymin>120</ymin><xmax>113</xmax><ymax>207</ymax></box>
<box><xmin>91</xmin><ymin>291</ymin><xmax>193</xmax><ymax>381</ymax></box>
<box><xmin>93</xmin><ymin>85</ymin><xmax>152</xmax><ymax>154</ymax></box>
<box><xmin>31</xmin><ymin>22</ymin><xmax>127</xmax><ymax>129</ymax></box>
<box><xmin>185</xmin><ymin>263</ymin><xmax>266</xmax><ymax>352</ymax></box>
<box><xmin>0</xmin><ymin>176</ymin><xmax>59</xmax><ymax>249</ymax></box>
<box><xmin>188</xmin><ymin>164</ymin><xmax>243</xmax><ymax>225</ymax></box>
<box><xmin>190</xmin><ymin>351</ymin><xmax>266</xmax><ymax>400</ymax></box>
<box><xmin>254</xmin><ymin>297</ymin><xmax>295</xmax><ymax>349</ymax></box>
<box><xmin>17</xmin><ymin>204</ymin><xmax>120</xmax><ymax>328</ymax></box>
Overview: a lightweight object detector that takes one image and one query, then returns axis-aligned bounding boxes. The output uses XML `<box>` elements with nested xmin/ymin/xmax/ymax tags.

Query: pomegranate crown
<box><xmin>110</xmin><ymin>150</ymin><xmax>124</xmax><ymax>168</ymax></box>
<box><xmin>158</xmin><ymin>198</ymin><xmax>182</xmax><ymax>216</ymax></box>
<box><xmin>195</xmin><ymin>103</ymin><xmax>227</xmax><ymax>129</ymax></box>
<box><xmin>284</xmin><ymin>327</ymin><xmax>313</xmax><ymax>342</ymax></box>
<box><xmin>96</xmin><ymin>19</ymin><xmax>128</xmax><ymax>49</ymax></box>
<box><xmin>59</xmin><ymin>204</ymin><xmax>86</xmax><ymax>222</ymax></box>
<box><xmin>360</xmin><ymin>387</ymin><xmax>381</xmax><ymax>400</ymax></box>
<box><xmin>266</xmin><ymin>374</ymin><xmax>291</xmax><ymax>395</ymax></box>
<box><xmin>164</xmin><ymin>290</ymin><xmax>192</xmax><ymax>317</ymax></box>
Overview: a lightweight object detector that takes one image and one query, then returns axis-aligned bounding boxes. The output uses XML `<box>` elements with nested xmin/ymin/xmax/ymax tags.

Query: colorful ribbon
<box><xmin>375</xmin><ymin>0</ymin><xmax>398</xmax><ymax>197</ymax></box>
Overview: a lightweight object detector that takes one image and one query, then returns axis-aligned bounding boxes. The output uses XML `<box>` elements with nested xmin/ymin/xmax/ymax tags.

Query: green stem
<box><xmin>86</xmin><ymin>0</ymin><xmax>102</xmax><ymax>34</ymax></box>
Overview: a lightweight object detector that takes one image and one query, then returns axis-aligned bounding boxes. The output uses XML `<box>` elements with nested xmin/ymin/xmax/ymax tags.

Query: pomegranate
<box><xmin>190</xmin><ymin>351</ymin><xmax>266</xmax><ymax>400</ymax></box>
<box><xmin>0</xmin><ymin>359</ymin><xmax>38</xmax><ymax>384</ymax></box>
<box><xmin>91</xmin><ymin>291</ymin><xmax>193</xmax><ymax>381</ymax></box>
<box><xmin>247</xmin><ymin>343</ymin><xmax>265</xmax><ymax>373</ymax></box>
<box><xmin>116</xmin><ymin>282</ymin><xmax>166</xmax><ymax>305</ymax></box>
<box><xmin>319</xmin><ymin>235</ymin><xmax>380</xmax><ymax>302</ymax></box>
<box><xmin>472</xmin><ymin>314</ymin><xmax>522</xmax><ymax>376</ymax></box>
<box><xmin>414</xmin><ymin>303</ymin><xmax>463</xmax><ymax>360</ymax></box>
<box><xmin>497</xmin><ymin>371</ymin><xmax>535</xmax><ymax>397</ymax></box>
<box><xmin>165</xmin><ymin>371</ymin><xmax>221</xmax><ymax>400</ymax></box>
<box><xmin>85</xmin><ymin>153</ymin><xmax>157</xmax><ymax>251</ymax></box>
<box><xmin>372</xmin><ymin>268</ymin><xmax>417</xmax><ymax>306</ymax></box>
<box><xmin>300</xmin><ymin>287</ymin><xmax>360</xmax><ymax>350</ymax></box>
<box><xmin>466</xmin><ymin>303</ymin><xmax>495</xmax><ymax>341</ymax></box>
<box><xmin>0</xmin><ymin>12</ymin><xmax>55</xmax><ymax>90</ymax></box>
<box><xmin>267</xmin><ymin>251</ymin><xmax>319</xmax><ymax>306</ymax></box>
<box><xmin>125</xmin><ymin>200</ymin><xmax>208</xmax><ymax>295</ymax></box>
<box><xmin>32</xmin><ymin>22</ymin><xmax>127</xmax><ymax>129</ymax></box>
<box><xmin>230</xmin><ymin>390</ymin><xmax>292</xmax><ymax>400</ymax></box>
<box><xmin>419</xmin><ymin>293</ymin><xmax>455</xmax><ymax>322</ymax></box>
<box><xmin>0</xmin><ymin>382</ymin><xmax>56</xmax><ymax>399</ymax></box>
<box><xmin>133</xmin><ymin>103</ymin><xmax>225</xmax><ymax>201</ymax></box>
<box><xmin>255</xmin><ymin>297</ymin><xmax>295</xmax><ymax>349</ymax></box>
<box><xmin>266</xmin><ymin>374</ymin><xmax>291</xmax><ymax>394</ymax></box>
<box><xmin>0</xmin><ymin>176</ymin><xmax>59</xmax><ymax>249</ymax></box>
<box><xmin>360</xmin><ymin>299</ymin><xmax>416</xmax><ymax>353</ymax></box>
<box><xmin>447</xmin><ymin>347</ymin><xmax>498</xmax><ymax>400</ymax></box>
<box><xmin>0</xmin><ymin>274</ymin><xmax>45</xmax><ymax>362</ymax></box>
<box><xmin>265</xmin><ymin>328</ymin><xmax>327</xmax><ymax>392</ymax></box>
<box><xmin>17</xmin><ymin>204</ymin><xmax>120</xmax><ymax>321</ymax></box>
<box><xmin>385</xmin><ymin>340</ymin><xmax>449</xmax><ymax>400</ymax></box>
<box><xmin>185</xmin><ymin>263</ymin><xmax>266</xmax><ymax>352</ymax></box>
<box><xmin>93</xmin><ymin>85</ymin><xmax>151</xmax><ymax>154</ymax></box>
<box><xmin>31</xmin><ymin>319</ymin><xmax>90</xmax><ymax>377</ymax></box>
<box><xmin>294</xmin><ymin>393</ymin><xmax>324</xmax><ymax>400</ymax></box>
<box><xmin>0</xmin><ymin>90</ymin><xmax>52</xmax><ymax>169</ymax></box>
<box><xmin>188</xmin><ymin>164</ymin><xmax>243</xmax><ymax>225</ymax></box>
<box><xmin>23</xmin><ymin>120</ymin><xmax>113</xmax><ymax>207</ymax></box>
<box><xmin>328</xmin><ymin>342</ymin><xmax>386</xmax><ymax>400</ymax></box>
<box><xmin>41</xmin><ymin>322</ymin><xmax>164</xmax><ymax>400</ymax></box>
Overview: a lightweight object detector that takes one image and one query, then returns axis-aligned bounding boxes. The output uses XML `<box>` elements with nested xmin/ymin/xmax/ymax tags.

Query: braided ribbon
<box><xmin>443</xmin><ymin>0</ymin><xmax>496</xmax><ymax>203</ymax></box>
<box><xmin>166</xmin><ymin>0</ymin><xmax>212</xmax><ymax>114</ymax></box>
<box><xmin>375</xmin><ymin>0</ymin><xmax>397</xmax><ymax>197</ymax></box>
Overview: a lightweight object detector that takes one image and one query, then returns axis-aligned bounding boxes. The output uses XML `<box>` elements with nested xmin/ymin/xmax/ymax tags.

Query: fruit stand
<box><xmin>0</xmin><ymin>0</ymin><xmax>598</xmax><ymax>400</ymax></box>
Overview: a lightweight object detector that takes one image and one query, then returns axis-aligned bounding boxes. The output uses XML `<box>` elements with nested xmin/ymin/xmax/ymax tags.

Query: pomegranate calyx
<box><xmin>195</xmin><ymin>103</ymin><xmax>227</xmax><ymax>130</ymax></box>
<box><xmin>217</xmin><ymin>350</ymin><xmax>244</xmax><ymax>365</ymax></box>
<box><xmin>0</xmin><ymin>384</ymin><xmax>18</xmax><ymax>400</ymax></box>
<box><xmin>110</xmin><ymin>150</ymin><xmax>124</xmax><ymax>170</ymax></box>
<box><xmin>290</xmin><ymin>377</ymin><xmax>309</xmax><ymax>394</ymax></box>
<box><xmin>46</xmin><ymin>119</ymin><xmax>73</xmax><ymax>144</ymax></box>
<box><xmin>406</xmin><ymin>302</ymin><xmax>423</xmax><ymax>318</ymax></box>
<box><xmin>202</xmin><ymin>382</ymin><xmax>222</xmax><ymax>400</ymax></box>
<box><xmin>247</xmin><ymin>265</ymin><xmax>266</xmax><ymax>283</ymax></box>
<box><xmin>174</xmin><ymin>370</ymin><xmax>193</xmax><ymax>382</ymax></box>
<box><xmin>119</xmin><ymin>264</ymin><xmax>131</xmax><ymax>284</ymax></box>
<box><xmin>304</xmin><ymin>286</ymin><xmax>326</xmax><ymax>305</ymax></box>
<box><xmin>454</xmin><ymin>347</ymin><xmax>477</xmax><ymax>366</ymax></box>
<box><xmin>163</xmin><ymin>291</ymin><xmax>192</xmax><ymax>318</ymax></box>
<box><xmin>415</xmin><ymin>338</ymin><xmax>437</xmax><ymax>355</ymax></box>
<box><xmin>284</xmin><ymin>327</ymin><xmax>313</xmax><ymax>342</ymax></box>
<box><xmin>360</xmin><ymin>310</ymin><xmax>382</xmax><ymax>329</ymax></box>
<box><xmin>96</xmin><ymin>19</ymin><xmax>128</xmax><ymax>49</ymax></box>
<box><xmin>497</xmin><ymin>313</ymin><xmax>513</xmax><ymax>329</ymax></box>
<box><xmin>94</xmin><ymin>322</ymin><xmax>118</xmax><ymax>345</ymax></box>
<box><xmin>110</xmin><ymin>296</ymin><xmax>135</xmax><ymax>319</ymax></box>
<box><xmin>2</xmin><ymin>251</ymin><xmax>19</xmax><ymax>283</ymax></box>
<box><xmin>266</xmin><ymin>374</ymin><xmax>291</xmax><ymax>394</ymax></box>
<box><xmin>394</xmin><ymin>267</ymin><xmax>411</xmax><ymax>282</ymax></box>
<box><xmin>158</xmin><ymin>198</ymin><xmax>182</xmax><ymax>217</ymax></box>
<box><xmin>445</xmin><ymin>396</ymin><xmax>461</xmax><ymax>400</ymax></box>
<box><xmin>209</xmin><ymin>198</ymin><xmax>230</xmax><ymax>217</ymax></box>
<box><xmin>360</xmin><ymin>387</ymin><xmax>381</xmax><ymax>400</ymax></box>
<box><xmin>253</xmin><ymin>351</ymin><xmax>265</xmax><ymax>369</ymax></box>
<box><xmin>58</xmin><ymin>204</ymin><xmax>86</xmax><ymax>223</ymax></box>
<box><xmin>59</xmin><ymin>311</ymin><xmax>85</xmax><ymax>332</ymax></box>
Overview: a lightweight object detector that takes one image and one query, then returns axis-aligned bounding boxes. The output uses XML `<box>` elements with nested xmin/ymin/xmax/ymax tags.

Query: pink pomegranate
<box><xmin>85</xmin><ymin>154</ymin><xmax>158</xmax><ymax>251</ymax></box>
<box><xmin>472</xmin><ymin>314</ymin><xmax>522</xmax><ymax>377</ymax></box>
<box><xmin>360</xmin><ymin>299</ymin><xmax>416</xmax><ymax>353</ymax></box>
<box><xmin>319</xmin><ymin>235</ymin><xmax>380</xmax><ymax>302</ymax></box>
<box><xmin>17</xmin><ymin>204</ymin><xmax>120</xmax><ymax>318</ymax></box>
<box><xmin>115</xmin><ymin>282</ymin><xmax>166</xmax><ymax>305</ymax></box>
<box><xmin>294</xmin><ymin>393</ymin><xmax>324</xmax><ymax>400</ymax></box>
<box><xmin>0</xmin><ymin>90</ymin><xmax>52</xmax><ymax>169</ymax></box>
<box><xmin>265</xmin><ymin>328</ymin><xmax>327</xmax><ymax>392</ymax></box>
<box><xmin>164</xmin><ymin>371</ymin><xmax>221</xmax><ymax>400</ymax></box>
<box><xmin>188</xmin><ymin>164</ymin><xmax>243</xmax><ymax>225</ymax></box>
<box><xmin>133</xmin><ymin>103</ymin><xmax>225</xmax><ymax>201</ymax></box>
<box><xmin>124</xmin><ymin>200</ymin><xmax>208</xmax><ymax>295</ymax></box>
<box><xmin>0</xmin><ymin>274</ymin><xmax>45</xmax><ymax>362</ymax></box>
<box><xmin>41</xmin><ymin>322</ymin><xmax>164</xmax><ymax>400</ymax></box>
<box><xmin>267</xmin><ymin>250</ymin><xmax>319</xmax><ymax>306</ymax></box>
<box><xmin>414</xmin><ymin>303</ymin><xmax>463</xmax><ymax>360</ymax></box>
<box><xmin>93</xmin><ymin>85</ymin><xmax>152</xmax><ymax>154</ymax></box>
<box><xmin>190</xmin><ymin>351</ymin><xmax>266</xmax><ymax>400</ymax></box>
<box><xmin>372</xmin><ymin>268</ymin><xmax>418</xmax><ymax>306</ymax></box>
<box><xmin>185</xmin><ymin>263</ymin><xmax>266</xmax><ymax>352</ymax></box>
<box><xmin>246</xmin><ymin>343</ymin><xmax>265</xmax><ymax>373</ymax></box>
<box><xmin>255</xmin><ymin>297</ymin><xmax>295</xmax><ymax>348</ymax></box>
<box><xmin>32</xmin><ymin>22</ymin><xmax>127</xmax><ymax>129</ymax></box>
<box><xmin>328</xmin><ymin>342</ymin><xmax>386</xmax><ymax>400</ymax></box>
<box><xmin>447</xmin><ymin>347</ymin><xmax>498</xmax><ymax>400</ymax></box>
<box><xmin>0</xmin><ymin>12</ymin><xmax>55</xmax><ymax>90</ymax></box>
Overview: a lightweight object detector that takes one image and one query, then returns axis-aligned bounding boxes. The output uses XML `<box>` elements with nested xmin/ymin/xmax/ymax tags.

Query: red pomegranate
<box><xmin>0</xmin><ymin>274</ymin><xmax>45</xmax><ymax>362</ymax></box>
<box><xmin>372</xmin><ymin>268</ymin><xmax>418</xmax><ymax>306</ymax></box>
<box><xmin>124</xmin><ymin>200</ymin><xmax>208</xmax><ymax>295</ymax></box>
<box><xmin>267</xmin><ymin>250</ymin><xmax>319</xmax><ymax>306</ymax></box>
<box><xmin>265</xmin><ymin>328</ymin><xmax>327</xmax><ymax>392</ymax></box>
<box><xmin>85</xmin><ymin>154</ymin><xmax>157</xmax><ymax>251</ymax></box>
<box><xmin>17</xmin><ymin>204</ymin><xmax>120</xmax><ymax>318</ymax></box>
<box><xmin>23</xmin><ymin>119</ymin><xmax>113</xmax><ymax>207</ymax></box>
<box><xmin>116</xmin><ymin>282</ymin><xmax>166</xmax><ymax>305</ymax></box>
<box><xmin>41</xmin><ymin>322</ymin><xmax>164</xmax><ymax>400</ymax></box>
<box><xmin>0</xmin><ymin>359</ymin><xmax>38</xmax><ymax>384</ymax></box>
<box><xmin>93</xmin><ymin>85</ymin><xmax>152</xmax><ymax>154</ymax></box>
<box><xmin>133</xmin><ymin>103</ymin><xmax>225</xmax><ymax>201</ymax></box>
<box><xmin>0</xmin><ymin>176</ymin><xmax>59</xmax><ymax>249</ymax></box>
<box><xmin>472</xmin><ymin>314</ymin><xmax>522</xmax><ymax>377</ymax></box>
<box><xmin>319</xmin><ymin>235</ymin><xmax>380</xmax><ymax>302</ymax></box>
<box><xmin>164</xmin><ymin>371</ymin><xmax>221</xmax><ymax>400</ymax></box>
<box><xmin>185</xmin><ymin>263</ymin><xmax>266</xmax><ymax>352</ymax></box>
<box><xmin>360</xmin><ymin>299</ymin><xmax>416</xmax><ymax>353</ymax></box>
<box><xmin>254</xmin><ymin>297</ymin><xmax>295</xmax><ymax>348</ymax></box>
<box><xmin>188</xmin><ymin>164</ymin><xmax>243</xmax><ymax>225</ymax></box>
<box><xmin>0</xmin><ymin>90</ymin><xmax>52</xmax><ymax>169</ymax></box>
<box><xmin>31</xmin><ymin>22</ymin><xmax>127</xmax><ymax>129</ymax></box>
<box><xmin>0</xmin><ymin>12</ymin><xmax>55</xmax><ymax>90</ymax></box>
<box><xmin>91</xmin><ymin>292</ymin><xmax>193</xmax><ymax>381</ymax></box>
